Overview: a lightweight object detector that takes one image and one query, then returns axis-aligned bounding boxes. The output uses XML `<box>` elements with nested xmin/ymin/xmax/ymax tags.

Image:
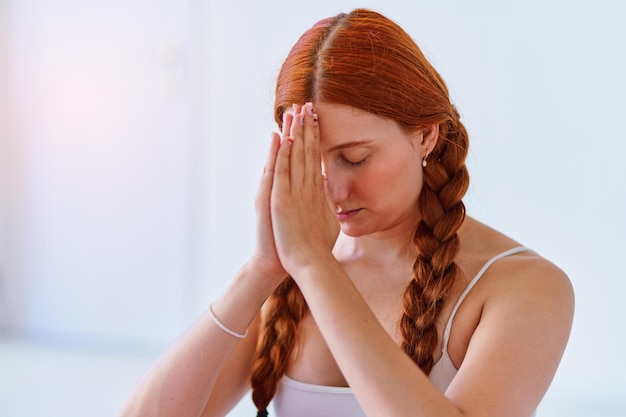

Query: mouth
<box><xmin>336</xmin><ymin>208</ymin><xmax>362</xmax><ymax>221</ymax></box>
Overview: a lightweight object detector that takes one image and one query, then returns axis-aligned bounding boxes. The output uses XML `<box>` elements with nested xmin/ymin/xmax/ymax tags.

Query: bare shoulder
<box><xmin>454</xmin><ymin>220</ymin><xmax>575</xmax><ymax>354</ymax></box>
<box><xmin>488</xmin><ymin>249</ymin><xmax>574</xmax><ymax>301</ymax></box>
<box><xmin>446</xmin><ymin>218</ymin><xmax>575</xmax><ymax>415</ymax></box>
<box><xmin>460</xmin><ymin>216</ymin><xmax>574</xmax><ymax>309</ymax></box>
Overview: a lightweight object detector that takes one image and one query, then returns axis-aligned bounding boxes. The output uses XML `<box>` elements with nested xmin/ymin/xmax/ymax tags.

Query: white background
<box><xmin>1</xmin><ymin>0</ymin><xmax>625</xmax><ymax>416</ymax></box>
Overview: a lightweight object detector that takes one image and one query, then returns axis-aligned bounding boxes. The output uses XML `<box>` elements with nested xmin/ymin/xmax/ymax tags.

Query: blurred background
<box><xmin>1</xmin><ymin>0</ymin><xmax>625</xmax><ymax>416</ymax></box>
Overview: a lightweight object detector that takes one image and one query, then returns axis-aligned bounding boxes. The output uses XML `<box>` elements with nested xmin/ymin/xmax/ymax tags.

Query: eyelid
<box><xmin>335</xmin><ymin>147</ymin><xmax>371</xmax><ymax>167</ymax></box>
<box><xmin>342</xmin><ymin>156</ymin><xmax>367</xmax><ymax>167</ymax></box>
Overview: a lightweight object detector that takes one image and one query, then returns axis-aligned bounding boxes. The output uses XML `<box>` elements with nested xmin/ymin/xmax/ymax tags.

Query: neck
<box><xmin>333</xmin><ymin>224</ymin><xmax>418</xmax><ymax>268</ymax></box>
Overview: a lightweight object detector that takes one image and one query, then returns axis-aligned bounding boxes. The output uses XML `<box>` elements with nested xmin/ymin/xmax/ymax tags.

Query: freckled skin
<box><xmin>317</xmin><ymin>102</ymin><xmax>429</xmax><ymax>238</ymax></box>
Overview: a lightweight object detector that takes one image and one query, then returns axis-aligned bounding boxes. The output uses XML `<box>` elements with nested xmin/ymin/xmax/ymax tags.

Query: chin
<box><xmin>339</xmin><ymin>223</ymin><xmax>373</xmax><ymax>238</ymax></box>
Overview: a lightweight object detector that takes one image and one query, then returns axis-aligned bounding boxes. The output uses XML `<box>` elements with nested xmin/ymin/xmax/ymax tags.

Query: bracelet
<box><xmin>208</xmin><ymin>303</ymin><xmax>248</xmax><ymax>339</ymax></box>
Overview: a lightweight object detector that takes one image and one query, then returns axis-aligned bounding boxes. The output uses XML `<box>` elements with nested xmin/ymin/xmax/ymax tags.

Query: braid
<box><xmin>400</xmin><ymin>107</ymin><xmax>470</xmax><ymax>374</ymax></box>
<box><xmin>250</xmin><ymin>278</ymin><xmax>307</xmax><ymax>414</ymax></box>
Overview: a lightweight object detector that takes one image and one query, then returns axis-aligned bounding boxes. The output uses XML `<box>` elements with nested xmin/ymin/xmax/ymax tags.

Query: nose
<box><xmin>321</xmin><ymin>161</ymin><xmax>349</xmax><ymax>204</ymax></box>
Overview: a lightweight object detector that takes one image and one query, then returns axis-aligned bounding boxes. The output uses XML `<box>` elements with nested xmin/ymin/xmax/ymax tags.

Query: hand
<box><xmin>270</xmin><ymin>103</ymin><xmax>340</xmax><ymax>275</ymax></box>
<box><xmin>249</xmin><ymin>127</ymin><xmax>290</xmax><ymax>286</ymax></box>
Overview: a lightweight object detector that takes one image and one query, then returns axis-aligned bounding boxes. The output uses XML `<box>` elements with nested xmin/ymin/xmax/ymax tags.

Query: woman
<box><xmin>120</xmin><ymin>9</ymin><xmax>574</xmax><ymax>417</ymax></box>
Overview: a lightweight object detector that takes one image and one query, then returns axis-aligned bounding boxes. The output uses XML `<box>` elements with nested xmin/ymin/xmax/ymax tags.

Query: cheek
<box><xmin>354</xmin><ymin>172</ymin><xmax>387</xmax><ymax>200</ymax></box>
<box><xmin>359</xmin><ymin>158</ymin><xmax>422</xmax><ymax>201</ymax></box>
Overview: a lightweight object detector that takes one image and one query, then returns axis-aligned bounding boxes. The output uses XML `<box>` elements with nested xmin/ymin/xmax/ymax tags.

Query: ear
<box><xmin>411</xmin><ymin>124</ymin><xmax>439</xmax><ymax>156</ymax></box>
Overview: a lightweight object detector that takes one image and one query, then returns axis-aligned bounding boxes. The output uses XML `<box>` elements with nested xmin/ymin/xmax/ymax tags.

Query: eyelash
<box><xmin>343</xmin><ymin>157</ymin><xmax>367</xmax><ymax>167</ymax></box>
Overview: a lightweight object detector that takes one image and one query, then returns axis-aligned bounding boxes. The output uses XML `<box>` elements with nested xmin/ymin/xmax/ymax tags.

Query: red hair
<box><xmin>251</xmin><ymin>8</ymin><xmax>469</xmax><ymax>414</ymax></box>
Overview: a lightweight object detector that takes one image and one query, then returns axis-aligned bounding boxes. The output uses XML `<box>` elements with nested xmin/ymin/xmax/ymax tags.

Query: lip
<box><xmin>336</xmin><ymin>209</ymin><xmax>362</xmax><ymax>221</ymax></box>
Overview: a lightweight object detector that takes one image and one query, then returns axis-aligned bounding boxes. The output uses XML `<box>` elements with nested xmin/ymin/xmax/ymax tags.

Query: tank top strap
<box><xmin>440</xmin><ymin>246</ymin><xmax>532</xmax><ymax>352</ymax></box>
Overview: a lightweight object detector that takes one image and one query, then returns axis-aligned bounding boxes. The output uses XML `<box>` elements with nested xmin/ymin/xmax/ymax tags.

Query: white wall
<box><xmin>0</xmin><ymin>1</ymin><xmax>9</xmax><ymax>302</ymax></box>
<box><xmin>1</xmin><ymin>0</ymin><xmax>210</xmax><ymax>348</ymax></box>
<box><xmin>1</xmin><ymin>0</ymin><xmax>625</xmax><ymax>416</ymax></box>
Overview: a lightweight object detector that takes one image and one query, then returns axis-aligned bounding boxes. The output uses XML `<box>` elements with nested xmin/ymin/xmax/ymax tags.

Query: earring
<box><xmin>422</xmin><ymin>152</ymin><xmax>429</xmax><ymax>168</ymax></box>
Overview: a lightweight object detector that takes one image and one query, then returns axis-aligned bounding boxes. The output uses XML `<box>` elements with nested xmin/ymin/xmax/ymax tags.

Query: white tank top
<box><xmin>272</xmin><ymin>247</ymin><xmax>537</xmax><ymax>417</ymax></box>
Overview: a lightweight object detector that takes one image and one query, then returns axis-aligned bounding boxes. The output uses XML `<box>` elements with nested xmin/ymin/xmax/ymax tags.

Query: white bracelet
<box><xmin>208</xmin><ymin>303</ymin><xmax>248</xmax><ymax>339</ymax></box>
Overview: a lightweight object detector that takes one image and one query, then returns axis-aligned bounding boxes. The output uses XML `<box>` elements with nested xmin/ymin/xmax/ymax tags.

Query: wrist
<box><xmin>240</xmin><ymin>258</ymin><xmax>289</xmax><ymax>295</ymax></box>
<box><xmin>212</xmin><ymin>263</ymin><xmax>288</xmax><ymax>334</ymax></box>
<box><xmin>285</xmin><ymin>250</ymin><xmax>338</xmax><ymax>280</ymax></box>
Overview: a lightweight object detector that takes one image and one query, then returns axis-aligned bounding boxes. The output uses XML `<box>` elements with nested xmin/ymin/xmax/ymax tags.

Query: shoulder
<box><xmin>486</xmin><ymin>248</ymin><xmax>571</xmax><ymax>289</ymax></box>
<box><xmin>458</xmin><ymin>217</ymin><xmax>574</xmax><ymax>324</ymax></box>
<box><xmin>461</xmin><ymin>217</ymin><xmax>574</xmax><ymax>302</ymax></box>
<box><xmin>483</xmin><ymin>249</ymin><xmax>574</xmax><ymax>315</ymax></box>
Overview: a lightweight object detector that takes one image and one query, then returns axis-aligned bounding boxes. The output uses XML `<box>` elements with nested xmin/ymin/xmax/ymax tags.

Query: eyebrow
<box><xmin>327</xmin><ymin>140</ymin><xmax>374</xmax><ymax>152</ymax></box>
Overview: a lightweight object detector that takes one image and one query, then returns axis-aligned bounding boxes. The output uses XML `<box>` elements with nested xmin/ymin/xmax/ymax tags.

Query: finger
<box><xmin>262</xmin><ymin>131</ymin><xmax>281</xmax><ymax>186</ymax></box>
<box><xmin>302</xmin><ymin>102</ymin><xmax>321</xmax><ymax>188</ymax></box>
<box><xmin>256</xmin><ymin>132</ymin><xmax>281</xmax><ymax>209</ymax></box>
<box><xmin>272</xmin><ymin>127</ymin><xmax>293</xmax><ymax>199</ymax></box>
<box><xmin>289</xmin><ymin>105</ymin><xmax>306</xmax><ymax>187</ymax></box>
<box><xmin>281</xmin><ymin>104</ymin><xmax>296</xmax><ymax>143</ymax></box>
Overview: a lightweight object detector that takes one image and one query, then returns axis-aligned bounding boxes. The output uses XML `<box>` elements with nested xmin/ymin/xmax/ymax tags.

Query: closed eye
<box><xmin>343</xmin><ymin>157</ymin><xmax>367</xmax><ymax>167</ymax></box>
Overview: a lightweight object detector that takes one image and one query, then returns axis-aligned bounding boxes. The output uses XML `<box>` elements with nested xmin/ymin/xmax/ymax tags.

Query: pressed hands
<box><xmin>253</xmin><ymin>103</ymin><xmax>340</xmax><ymax>287</ymax></box>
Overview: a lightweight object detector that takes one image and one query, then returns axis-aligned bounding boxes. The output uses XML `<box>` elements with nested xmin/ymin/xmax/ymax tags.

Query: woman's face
<box><xmin>315</xmin><ymin>102</ymin><xmax>433</xmax><ymax>238</ymax></box>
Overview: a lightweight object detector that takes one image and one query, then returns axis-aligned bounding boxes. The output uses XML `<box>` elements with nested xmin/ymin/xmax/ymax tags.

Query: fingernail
<box><xmin>291</xmin><ymin>103</ymin><xmax>298</xmax><ymax>115</ymax></box>
<box><xmin>286</xmin><ymin>136</ymin><xmax>294</xmax><ymax>145</ymax></box>
<box><xmin>304</xmin><ymin>102</ymin><xmax>314</xmax><ymax>116</ymax></box>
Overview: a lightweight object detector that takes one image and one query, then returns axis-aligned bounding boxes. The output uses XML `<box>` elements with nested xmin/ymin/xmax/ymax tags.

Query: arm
<box><xmin>120</xmin><ymin>124</ymin><xmax>294</xmax><ymax>417</ymax></box>
<box><xmin>293</xmin><ymin>254</ymin><xmax>573</xmax><ymax>417</ymax></box>
<box><xmin>445</xmin><ymin>257</ymin><xmax>574</xmax><ymax>416</ymax></box>
<box><xmin>119</xmin><ymin>263</ymin><xmax>282</xmax><ymax>417</ymax></box>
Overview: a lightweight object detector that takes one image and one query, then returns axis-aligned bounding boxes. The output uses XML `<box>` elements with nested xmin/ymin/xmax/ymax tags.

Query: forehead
<box><xmin>315</xmin><ymin>102</ymin><xmax>409</xmax><ymax>150</ymax></box>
